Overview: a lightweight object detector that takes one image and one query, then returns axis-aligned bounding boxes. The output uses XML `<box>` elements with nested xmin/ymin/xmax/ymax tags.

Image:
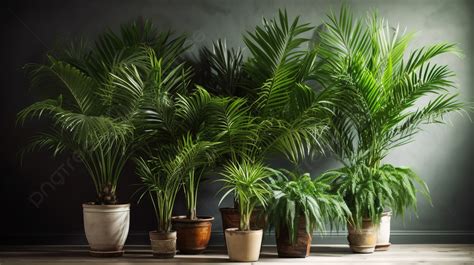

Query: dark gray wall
<box><xmin>1</xmin><ymin>0</ymin><xmax>473</xmax><ymax>245</ymax></box>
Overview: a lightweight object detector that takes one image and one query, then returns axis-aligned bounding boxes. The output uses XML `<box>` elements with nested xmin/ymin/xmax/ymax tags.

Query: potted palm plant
<box><xmin>121</xmin><ymin>42</ymin><xmax>222</xmax><ymax>255</ymax></box>
<box><xmin>135</xmin><ymin>134</ymin><xmax>216</xmax><ymax>258</ymax></box>
<box><xmin>218</xmin><ymin>160</ymin><xmax>273</xmax><ymax>262</ymax></box>
<box><xmin>170</xmin><ymin>89</ymin><xmax>220</xmax><ymax>254</ymax></box>
<box><xmin>267</xmin><ymin>170</ymin><xmax>349</xmax><ymax>258</ymax></box>
<box><xmin>318</xmin><ymin>6</ymin><xmax>464</xmax><ymax>253</ymax></box>
<box><xmin>16</xmin><ymin>20</ymin><xmax>173</xmax><ymax>257</ymax></box>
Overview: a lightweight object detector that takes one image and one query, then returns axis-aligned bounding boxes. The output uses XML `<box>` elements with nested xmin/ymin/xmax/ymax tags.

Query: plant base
<box><xmin>276</xmin><ymin>218</ymin><xmax>311</xmax><ymax>258</ymax></box>
<box><xmin>83</xmin><ymin>203</ymin><xmax>130</xmax><ymax>257</ymax></box>
<box><xmin>172</xmin><ymin>216</ymin><xmax>214</xmax><ymax>254</ymax></box>
<box><xmin>347</xmin><ymin>220</ymin><xmax>376</xmax><ymax>254</ymax></box>
<box><xmin>225</xmin><ymin>228</ymin><xmax>263</xmax><ymax>262</ymax></box>
<box><xmin>149</xmin><ymin>231</ymin><xmax>176</xmax><ymax>258</ymax></box>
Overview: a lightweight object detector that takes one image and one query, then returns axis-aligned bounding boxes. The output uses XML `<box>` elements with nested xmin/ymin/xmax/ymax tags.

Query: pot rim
<box><xmin>171</xmin><ymin>215</ymin><xmax>214</xmax><ymax>222</ymax></box>
<box><xmin>82</xmin><ymin>202</ymin><xmax>130</xmax><ymax>208</ymax></box>
<box><xmin>382</xmin><ymin>210</ymin><xmax>392</xmax><ymax>216</ymax></box>
<box><xmin>225</xmin><ymin>227</ymin><xmax>263</xmax><ymax>233</ymax></box>
<box><xmin>149</xmin><ymin>230</ymin><xmax>177</xmax><ymax>235</ymax></box>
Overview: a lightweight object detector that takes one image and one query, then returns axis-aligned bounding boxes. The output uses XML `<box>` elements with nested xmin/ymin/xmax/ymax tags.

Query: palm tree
<box><xmin>317</xmin><ymin>6</ymin><xmax>465</xmax><ymax>226</ymax></box>
<box><xmin>17</xmin><ymin>20</ymin><xmax>187</xmax><ymax>204</ymax></box>
<box><xmin>200</xmin><ymin>10</ymin><xmax>339</xmax><ymax>167</ymax></box>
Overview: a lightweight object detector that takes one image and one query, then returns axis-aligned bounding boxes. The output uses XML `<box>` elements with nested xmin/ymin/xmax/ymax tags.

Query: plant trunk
<box><xmin>188</xmin><ymin>207</ymin><xmax>197</xmax><ymax>220</ymax></box>
<box><xmin>97</xmin><ymin>183</ymin><xmax>118</xmax><ymax>204</ymax></box>
<box><xmin>240</xmin><ymin>212</ymin><xmax>251</xmax><ymax>231</ymax></box>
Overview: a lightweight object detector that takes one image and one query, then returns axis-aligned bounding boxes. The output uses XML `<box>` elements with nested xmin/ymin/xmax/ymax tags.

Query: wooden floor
<box><xmin>0</xmin><ymin>245</ymin><xmax>473</xmax><ymax>264</ymax></box>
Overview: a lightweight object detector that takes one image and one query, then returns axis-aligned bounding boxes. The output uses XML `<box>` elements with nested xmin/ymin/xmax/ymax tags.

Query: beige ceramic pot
<box><xmin>149</xmin><ymin>231</ymin><xmax>177</xmax><ymax>258</ymax></box>
<box><xmin>376</xmin><ymin>211</ymin><xmax>392</xmax><ymax>251</ymax></box>
<box><xmin>225</xmin><ymin>228</ymin><xmax>263</xmax><ymax>262</ymax></box>
<box><xmin>82</xmin><ymin>203</ymin><xmax>130</xmax><ymax>257</ymax></box>
<box><xmin>347</xmin><ymin>219</ymin><xmax>377</xmax><ymax>254</ymax></box>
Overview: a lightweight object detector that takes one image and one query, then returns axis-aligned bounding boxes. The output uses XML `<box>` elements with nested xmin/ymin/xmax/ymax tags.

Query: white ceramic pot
<box><xmin>83</xmin><ymin>203</ymin><xmax>130</xmax><ymax>257</ymax></box>
<box><xmin>225</xmin><ymin>228</ymin><xmax>263</xmax><ymax>262</ymax></box>
<box><xmin>376</xmin><ymin>211</ymin><xmax>392</xmax><ymax>251</ymax></box>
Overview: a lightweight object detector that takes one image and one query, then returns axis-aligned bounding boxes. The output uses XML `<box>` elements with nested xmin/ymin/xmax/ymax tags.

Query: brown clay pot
<box><xmin>171</xmin><ymin>215</ymin><xmax>214</xmax><ymax>254</ymax></box>
<box><xmin>347</xmin><ymin>219</ymin><xmax>377</xmax><ymax>254</ymax></box>
<box><xmin>219</xmin><ymin>207</ymin><xmax>266</xmax><ymax>232</ymax></box>
<box><xmin>276</xmin><ymin>217</ymin><xmax>311</xmax><ymax>258</ymax></box>
<box><xmin>149</xmin><ymin>231</ymin><xmax>176</xmax><ymax>258</ymax></box>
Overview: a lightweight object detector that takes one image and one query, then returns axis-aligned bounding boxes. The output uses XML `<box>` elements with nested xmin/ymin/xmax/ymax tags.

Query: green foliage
<box><xmin>17</xmin><ymin>19</ymin><xmax>185</xmax><ymax>204</ymax></box>
<box><xmin>135</xmin><ymin>134</ymin><xmax>217</xmax><ymax>232</ymax></box>
<box><xmin>193</xmin><ymin>39</ymin><xmax>245</xmax><ymax>97</ymax></box>
<box><xmin>218</xmin><ymin>161</ymin><xmax>273</xmax><ymax>231</ymax></box>
<box><xmin>317</xmin><ymin>6</ymin><xmax>463</xmax><ymax>226</ymax></box>
<box><xmin>320</xmin><ymin>164</ymin><xmax>430</xmax><ymax>227</ymax></box>
<box><xmin>267</xmin><ymin>170</ymin><xmax>350</xmax><ymax>244</ymax></box>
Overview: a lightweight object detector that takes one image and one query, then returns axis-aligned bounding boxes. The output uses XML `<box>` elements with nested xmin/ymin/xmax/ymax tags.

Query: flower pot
<box><xmin>82</xmin><ymin>203</ymin><xmax>130</xmax><ymax>257</ymax></box>
<box><xmin>347</xmin><ymin>219</ymin><xmax>377</xmax><ymax>254</ymax></box>
<box><xmin>225</xmin><ymin>228</ymin><xmax>263</xmax><ymax>262</ymax></box>
<box><xmin>149</xmin><ymin>231</ymin><xmax>176</xmax><ymax>258</ymax></box>
<box><xmin>376</xmin><ymin>211</ymin><xmax>392</xmax><ymax>251</ymax></box>
<box><xmin>171</xmin><ymin>215</ymin><xmax>214</xmax><ymax>254</ymax></box>
<box><xmin>276</xmin><ymin>217</ymin><xmax>311</xmax><ymax>258</ymax></box>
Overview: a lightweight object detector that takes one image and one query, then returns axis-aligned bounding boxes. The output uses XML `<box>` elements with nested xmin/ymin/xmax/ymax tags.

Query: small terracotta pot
<box><xmin>347</xmin><ymin>219</ymin><xmax>377</xmax><ymax>254</ymax></box>
<box><xmin>225</xmin><ymin>228</ymin><xmax>263</xmax><ymax>262</ymax></box>
<box><xmin>82</xmin><ymin>203</ymin><xmax>130</xmax><ymax>257</ymax></box>
<box><xmin>149</xmin><ymin>231</ymin><xmax>176</xmax><ymax>258</ymax></box>
<box><xmin>276</xmin><ymin>217</ymin><xmax>311</xmax><ymax>258</ymax></box>
<box><xmin>171</xmin><ymin>216</ymin><xmax>214</xmax><ymax>254</ymax></box>
<box><xmin>376</xmin><ymin>211</ymin><xmax>392</xmax><ymax>251</ymax></box>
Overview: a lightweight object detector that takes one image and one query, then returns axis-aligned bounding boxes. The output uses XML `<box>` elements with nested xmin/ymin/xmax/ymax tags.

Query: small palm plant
<box><xmin>267</xmin><ymin>170</ymin><xmax>349</xmax><ymax>245</ymax></box>
<box><xmin>218</xmin><ymin>160</ymin><xmax>273</xmax><ymax>231</ymax></box>
<box><xmin>17</xmin><ymin>20</ymin><xmax>186</xmax><ymax>204</ymax></box>
<box><xmin>318</xmin><ymin>6</ymin><xmax>465</xmax><ymax>227</ymax></box>
<box><xmin>135</xmin><ymin>134</ymin><xmax>217</xmax><ymax>232</ymax></box>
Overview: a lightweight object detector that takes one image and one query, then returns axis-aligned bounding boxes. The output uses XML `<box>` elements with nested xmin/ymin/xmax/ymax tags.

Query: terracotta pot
<box><xmin>171</xmin><ymin>216</ymin><xmax>214</xmax><ymax>254</ymax></box>
<box><xmin>225</xmin><ymin>228</ymin><xmax>263</xmax><ymax>261</ymax></box>
<box><xmin>82</xmin><ymin>203</ymin><xmax>130</xmax><ymax>257</ymax></box>
<box><xmin>276</xmin><ymin>217</ymin><xmax>311</xmax><ymax>258</ymax></box>
<box><xmin>347</xmin><ymin>219</ymin><xmax>377</xmax><ymax>254</ymax></box>
<box><xmin>376</xmin><ymin>211</ymin><xmax>392</xmax><ymax>251</ymax></box>
<box><xmin>149</xmin><ymin>231</ymin><xmax>176</xmax><ymax>258</ymax></box>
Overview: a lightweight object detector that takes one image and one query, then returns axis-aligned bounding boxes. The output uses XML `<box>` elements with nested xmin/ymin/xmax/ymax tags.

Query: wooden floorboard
<box><xmin>0</xmin><ymin>244</ymin><xmax>473</xmax><ymax>264</ymax></box>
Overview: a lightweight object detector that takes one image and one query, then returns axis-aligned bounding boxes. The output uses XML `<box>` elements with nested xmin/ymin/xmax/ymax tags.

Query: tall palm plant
<box><xmin>17</xmin><ymin>20</ymin><xmax>187</xmax><ymax>204</ymax></box>
<box><xmin>318</xmin><ymin>7</ymin><xmax>464</xmax><ymax>226</ymax></box>
<box><xmin>197</xmin><ymin>10</ymin><xmax>338</xmax><ymax>167</ymax></box>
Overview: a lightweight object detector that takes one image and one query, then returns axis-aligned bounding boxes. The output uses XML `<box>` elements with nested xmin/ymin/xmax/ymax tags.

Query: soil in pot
<box><xmin>276</xmin><ymin>217</ymin><xmax>311</xmax><ymax>258</ymax></box>
<box><xmin>225</xmin><ymin>228</ymin><xmax>263</xmax><ymax>262</ymax></box>
<box><xmin>171</xmin><ymin>216</ymin><xmax>214</xmax><ymax>254</ymax></box>
<box><xmin>376</xmin><ymin>211</ymin><xmax>392</xmax><ymax>251</ymax></box>
<box><xmin>347</xmin><ymin>219</ymin><xmax>377</xmax><ymax>254</ymax></box>
<box><xmin>149</xmin><ymin>231</ymin><xmax>176</xmax><ymax>258</ymax></box>
<box><xmin>83</xmin><ymin>203</ymin><xmax>130</xmax><ymax>257</ymax></box>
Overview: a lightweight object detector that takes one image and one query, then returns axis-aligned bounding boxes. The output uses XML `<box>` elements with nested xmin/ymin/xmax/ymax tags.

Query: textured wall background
<box><xmin>1</xmin><ymin>0</ymin><xmax>472</xmax><ymax>245</ymax></box>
